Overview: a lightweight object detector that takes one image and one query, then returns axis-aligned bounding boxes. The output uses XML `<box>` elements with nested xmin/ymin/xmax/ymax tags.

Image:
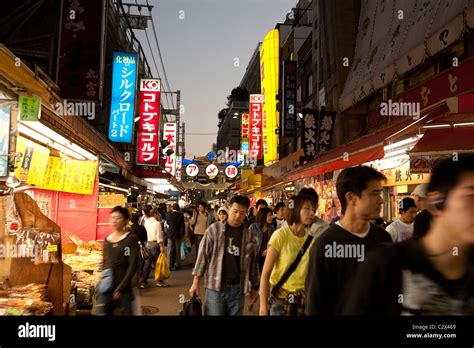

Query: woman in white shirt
<box><xmin>140</xmin><ymin>206</ymin><xmax>166</xmax><ymax>288</ymax></box>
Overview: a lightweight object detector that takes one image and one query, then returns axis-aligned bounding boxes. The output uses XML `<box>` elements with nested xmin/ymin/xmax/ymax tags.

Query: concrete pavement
<box><xmin>137</xmin><ymin>253</ymin><xmax>259</xmax><ymax>316</ymax></box>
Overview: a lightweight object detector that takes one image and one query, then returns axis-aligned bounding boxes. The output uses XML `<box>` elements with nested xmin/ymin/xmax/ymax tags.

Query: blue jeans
<box><xmin>141</xmin><ymin>241</ymin><xmax>159</xmax><ymax>284</ymax></box>
<box><xmin>95</xmin><ymin>291</ymin><xmax>134</xmax><ymax>316</ymax></box>
<box><xmin>204</xmin><ymin>284</ymin><xmax>245</xmax><ymax>316</ymax></box>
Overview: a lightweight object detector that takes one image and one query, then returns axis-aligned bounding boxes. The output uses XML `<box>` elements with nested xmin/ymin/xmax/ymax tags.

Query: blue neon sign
<box><xmin>108</xmin><ymin>52</ymin><xmax>138</xmax><ymax>143</ymax></box>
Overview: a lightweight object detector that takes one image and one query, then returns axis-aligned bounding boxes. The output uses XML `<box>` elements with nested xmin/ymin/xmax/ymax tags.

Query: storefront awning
<box><xmin>285</xmin><ymin>118</ymin><xmax>426</xmax><ymax>182</ymax></box>
<box><xmin>409</xmin><ymin>127</ymin><xmax>474</xmax><ymax>156</ymax></box>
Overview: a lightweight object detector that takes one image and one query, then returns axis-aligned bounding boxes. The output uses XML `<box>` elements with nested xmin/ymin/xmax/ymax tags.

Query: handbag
<box><xmin>179</xmin><ymin>294</ymin><xmax>203</xmax><ymax>316</ymax></box>
<box><xmin>271</xmin><ymin>235</ymin><xmax>313</xmax><ymax>298</ymax></box>
<box><xmin>97</xmin><ymin>268</ymin><xmax>114</xmax><ymax>294</ymax></box>
<box><xmin>138</xmin><ymin>241</ymin><xmax>152</xmax><ymax>261</ymax></box>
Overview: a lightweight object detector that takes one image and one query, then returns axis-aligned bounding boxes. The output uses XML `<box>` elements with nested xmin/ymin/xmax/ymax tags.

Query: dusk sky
<box><xmin>135</xmin><ymin>0</ymin><xmax>296</xmax><ymax>158</ymax></box>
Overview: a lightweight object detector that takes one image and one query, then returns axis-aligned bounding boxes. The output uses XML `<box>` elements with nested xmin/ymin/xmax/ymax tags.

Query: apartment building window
<box><xmin>306</xmin><ymin>74</ymin><xmax>313</xmax><ymax>98</ymax></box>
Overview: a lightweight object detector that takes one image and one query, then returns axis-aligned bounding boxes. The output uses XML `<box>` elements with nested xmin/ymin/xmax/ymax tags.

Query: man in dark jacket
<box><xmin>166</xmin><ymin>203</ymin><xmax>186</xmax><ymax>270</ymax></box>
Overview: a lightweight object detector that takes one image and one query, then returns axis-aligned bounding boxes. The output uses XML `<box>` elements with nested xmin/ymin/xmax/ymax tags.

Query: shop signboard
<box><xmin>98</xmin><ymin>193</ymin><xmax>127</xmax><ymax>207</ymax></box>
<box><xmin>316</xmin><ymin>111</ymin><xmax>336</xmax><ymax>153</ymax></box>
<box><xmin>108</xmin><ymin>52</ymin><xmax>137</xmax><ymax>143</ymax></box>
<box><xmin>0</xmin><ymin>106</ymin><xmax>10</xmax><ymax>176</ymax></box>
<box><xmin>302</xmin><ymin>109</ymin><xmax>318</xmax><ymax>161</ymax></box>
<box><xmin>14</xmin><ymin>136</ymin><xmax>50</xmax><ymax>186</ymax></box>
<box><xmin>282</xmin><ymin>60</ymin><xmax>297</xmax><ymax>137</ymax></box>
<box><xmin>260</xmin><ymin>29</ymin><xmax>280</xmax><ymax>164</ymax></box>
<box><xmin>382</xmin><ymin>161</ymin><xmax>430</xmax><ymax>186</ymax></box>
<box><xmin>225</xmin><ymin>165</ymin><xmax>238</xmax><ymax>179</ymax></box>
<box><xmin>186</xmin><ymin>164</ymin><xmax>199</xmax><ymax>177</ymax></box>
<box><xmin>162</xmin><ymin>123</ymin><xmax>177</xmax><ymax>176</ymax></box>
<box><xmin>57</xmin><ymin>0</ymin><xmax>105</xmax><ymax>103</ymax></box>
<box><xmin>18</xmin><ymin>95</ymin><xmax>41</xmax><ymax>121</ymax></box>
<box><xmin>249</xmin><ymin>94</ymin><xmax>263</xmax><ymax>160</ymax></box>
<box><xmin>206</xmin><ymin>164</ymin><xmax>218</xmax><ymax>178</ymax></box>
<box><xmin>137</xmin><ymin>78</ymin><xmax>161</xmax><ymax>165</ymax></box>
<box><xmin>175</xmin><ymin>156</ymin><xmax>183</xmax><ymax>181</ymax></box>
<box><xmin>241</xmin><ymin>113</ymin><xmax>249</xmax><ymax>154</ymax></box>
<box><xmin>41</xmin><ymin>156</ymin><xmax>97</xmax><ymax>195</ymax></box>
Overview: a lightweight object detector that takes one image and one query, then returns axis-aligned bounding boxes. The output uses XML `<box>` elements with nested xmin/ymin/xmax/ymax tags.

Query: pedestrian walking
<box><xmin>248</xmin><ymin>199</ymin><xmax>268</xmax><ymax>225</ymax></box>
<box><xmin>217</xmin><ymin>206</ymin><xmax>229</xmax><ymax>222</ymax></box>
<box><xmin>339</xmin><ymin>154</ymin><xmax>474</xmax><ymax>315</ymax></box>
<box><xmin>207</xmin><ymin>204</ymin><xmax>217</xmax><ymax>225</ymax></box>
<box><xmin>298</xmin><ymin>187</ymin><xmax>330</xmax><ymax>239</ymax></box>
<box><xmin>386</xmin><ymin>197</ymin><xmax>417</xmax><ymax>242</ymax></box>
<box><xmin>272</xmin><ymin>202</ymin><xmax>286</xmax><ymax>230</ymax></box>
<box><xmin>140</xmin><ymin>206</ymin><xmax>166</xmax><ymax>288</ymax></box>
<box><xmin>95</xmin><ymin>206</ymin><xmax>139</xmax><ymax>316</ymax></box>
<box><xmin>305</xmin><ymin>166</ymin><xmax>392</xmax><ymax>316</ymax></box>
<box><xmin>165</xmin><ymin>203</ymin><xmax>185</xmax><ymax>271</ymax></box>
<box><xmin>411</xmin><ymin>184</ymin><xmax>432</xmax><ymax>239</ymax></box>
<box><xmin>259</xmin><ymin>195</ymin><xmax>317</xmax><ymax>316</ymax></box>
<box><xmin>190</xmin><ymin>202</ymin><xmax>210</xmax><ymax>255</ymax></box>
<box><xmin>189</xmin><ymin>195</ymin><xmax>259</xmax><ymax>316</ymax></box>
<box><xmin>249</xmin><ymin>207</ymin><xmax>276</xmax><ymax>274</ymax></box>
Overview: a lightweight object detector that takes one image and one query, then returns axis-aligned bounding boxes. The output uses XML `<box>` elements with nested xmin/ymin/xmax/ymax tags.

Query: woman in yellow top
<box><xmin>259</xmin><ymin>195</ymin><xmax>316</xmax><ymax>316</ymax></box>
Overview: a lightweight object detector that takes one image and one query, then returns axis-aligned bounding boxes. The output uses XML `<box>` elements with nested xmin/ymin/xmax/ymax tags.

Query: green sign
<box><xmin>19</xmin><ymin>95</ymin><xmax>41</xmax><ymax>121</ymax></box>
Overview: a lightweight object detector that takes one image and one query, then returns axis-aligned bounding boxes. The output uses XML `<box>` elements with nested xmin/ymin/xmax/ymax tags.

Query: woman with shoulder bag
<box><xmin>95</xmin><ymin>206</ymin><xmax>139</xmax><ymax>316</ymax></box>
<box><xmin>259</xmin><ymin>195</ymin><xmax>316</xmax><ymax>316</ymax></box>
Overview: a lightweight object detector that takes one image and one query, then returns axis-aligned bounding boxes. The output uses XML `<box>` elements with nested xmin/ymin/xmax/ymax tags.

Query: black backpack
<box><xmin>179</xmin><ymin>295</ymin><xmax>203</xmax><ymax>316</ymax></box>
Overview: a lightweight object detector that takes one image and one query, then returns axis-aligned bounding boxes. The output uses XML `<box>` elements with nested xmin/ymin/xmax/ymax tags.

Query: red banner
<box><xmin>249</xmin><ymin>94</ymin><xmax>263</xmax><ymax>159</ymax></box>
<box><xmin>137</xmin><ymin>79</ymin><xmax>161</xmax><ymax>165</ymax></box>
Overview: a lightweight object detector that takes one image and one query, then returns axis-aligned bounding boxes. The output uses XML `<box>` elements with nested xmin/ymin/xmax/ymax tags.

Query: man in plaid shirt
<box><xmin>189</xmin><ymin>195</ymin><xmax>260</xmax><ymax>315</ymax></box>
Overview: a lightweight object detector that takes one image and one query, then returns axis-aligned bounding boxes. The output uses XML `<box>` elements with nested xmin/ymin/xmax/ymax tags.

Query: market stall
<box><xmin>0</xmin><ymin>192</ymin><xmax>72</xmax><ymax>315</ymax></box>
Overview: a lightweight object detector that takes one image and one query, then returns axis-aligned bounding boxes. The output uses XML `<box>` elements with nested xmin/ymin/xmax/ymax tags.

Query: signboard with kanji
<box><xmin>57</xmin><ymin>0</ymin><xmax>105</xmax><ymax>103</ymax></box>
<box><xmin>137</xmin><ymin>78</ymin><xmax>161</xmax><ymax>165</ymax></box>
<box><xmin>162</xmin><ymin>123</ymin><xmax>177</xmax><ymax>176</ymax></box>
<box><xmin>316</xmin><ymin>111</ymin><xmax>336</xmax><ymax>153</ymax></box>
<box><xmin>206</xmin><ymin>164</ymin><xmax>218</xmax><ymax>178</ymax></box>
<box><xmin>282</xmin><ymin>61</ymin><xmax>297</xmax><ymax>137</ymax></box>
<box><xmin>225</xmin><ymin>165</ymin><xmax>238</xmax><ymax>179</ymax></box>
<box><xmin>108</xmin><ymin>52</ymin><xmax>137</xmax><ymax>143</ymax></box>
<box><xmin>175</xmin><ymin>156</ymin><xmax>182</xmax><ymax>181</ymax></box>
<box><xmin>302</xmin><ymin>109</ymin><xmax>318</xmax><ymax>160</ymax></box>
<box><xmin>241</xmin><ymin>113</ymin><xmax>249</xmax><ymax>154</ymax></box>
<box><xmin>185</xmin><ymin>164</ymin><xmax>199</xmax><ymax>177</ymax></box>
<box><xmin>18</xmin><ymin>95</ymin><xmax>41</xmax><ymax>121</ymax></box>
<box><xmin>249</xmin><ymin>94</ymin><xmax>263</xmax><ymax>160</ymax></box>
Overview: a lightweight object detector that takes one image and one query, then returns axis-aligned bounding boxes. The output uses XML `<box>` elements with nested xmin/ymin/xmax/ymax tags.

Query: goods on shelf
<box><xmin>0</xmin><ymin>280</ymin><xmax>53</xmax><ymax>316</ymax></box>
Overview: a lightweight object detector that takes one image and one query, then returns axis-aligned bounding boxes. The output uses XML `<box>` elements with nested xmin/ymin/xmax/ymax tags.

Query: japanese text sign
<box><xmin>225</xmin><ymin>165</ymin><xmax>238</xmax><ymax>179</ymax></box>
<box><xmin>186</xmin><ymin>164</ymin><xmax>199</xmax><ymax>177</ymax></box>
<box><xmin>302</xmin><ymin>109</ymin><xmax>318</xmax><ymax>160</ymax></box>
<box><xmin>249</xmin><ymin>94</ymin><xmax>264</xmax><ymax>159</ymax></box>
<box><xmin>137</xmin><ymin>78</ymin><xmax>161</xmax><ymax>165</ymax></box>
<box><xmin>241</xmin><ymin>113</ymin><xmax>249</xmax><ymax>154</ymax></box>
<box><xmin>282</xmin><ymin>61</ymin><xmax>297</xmax><ymax>136</ymax></box>
<box><xmin>108</xmin><ymin>52</ymin><xmax>137</xmax><ymax>143</ymax></box>
<box><xmin>163</xmin><ymin>123</ymin><xmax>177</xmax><ymax>176</ymax></box>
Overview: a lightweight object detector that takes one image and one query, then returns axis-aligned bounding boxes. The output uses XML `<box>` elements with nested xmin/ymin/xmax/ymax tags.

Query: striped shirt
<box><xmin>192</xmin><ymin>221</ymin><xmax>260</xmax><ymax>294</ymax></box>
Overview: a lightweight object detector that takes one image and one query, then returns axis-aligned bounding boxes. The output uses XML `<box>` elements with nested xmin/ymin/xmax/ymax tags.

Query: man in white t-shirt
<box><xmin>386</xmin><ymin>197</ymin><xmax>418</xmax><ymax>242</ymax></box>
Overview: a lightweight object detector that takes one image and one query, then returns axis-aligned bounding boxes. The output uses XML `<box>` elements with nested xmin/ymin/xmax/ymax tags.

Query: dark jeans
<box><xmin>95</xmin><ymin>291</ymin><xmax>134</xmax><ymax>316</ymax></box>
<box><xmin>204</xmin><ymin>284</ymin><xmax>245</xmax><ymax>316</ymax></box>
<box><xmin>167</xmin><ymin>238</ymin><xmax>182</xmax><ymax>268</ymax></box>
<box><xmin>141</xmin><ymin>241</ymin><xmax>159</xmax><ymax>284</ymax></box>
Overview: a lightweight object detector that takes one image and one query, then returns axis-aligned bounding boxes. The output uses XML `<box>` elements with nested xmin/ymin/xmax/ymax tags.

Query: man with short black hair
<box><xmin>249</xmin><ymin>199</ymin><xmax>268</xmax><ymax>225</ymax></box>
<box><xmin>272</xmin><ymin>202</ymin><xmax>286</xmax><ymax>230</ymax></box>
<box><xmin>340</xmin><ymin>154</ymin><xmax>474</xmax><ymax>315</ymax></box>
<box><xmin>386</xmin><ymin>197</ymin><xmax>417</xmax><ymax>242</ymax></box>
<box><xmin>305</xmin><ymin>166</ymin><xmax>392</xmax><ymax>316</ymax></box>
<box><xmin>166</xmin><ymin>203</ymin><xmax>185</xmax><ymax>271</ymax></box>
<box><xmin>189</xmin><ymin>195</ymin><xmax>259</xmax><ymax>316</ymax></box>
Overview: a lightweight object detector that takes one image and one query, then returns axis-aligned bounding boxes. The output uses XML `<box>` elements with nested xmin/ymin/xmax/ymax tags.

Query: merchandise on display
<box><xmin>0</xmin><ymin>280</ymin><xmax>53</xmax><ymax>316</ymax></box>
